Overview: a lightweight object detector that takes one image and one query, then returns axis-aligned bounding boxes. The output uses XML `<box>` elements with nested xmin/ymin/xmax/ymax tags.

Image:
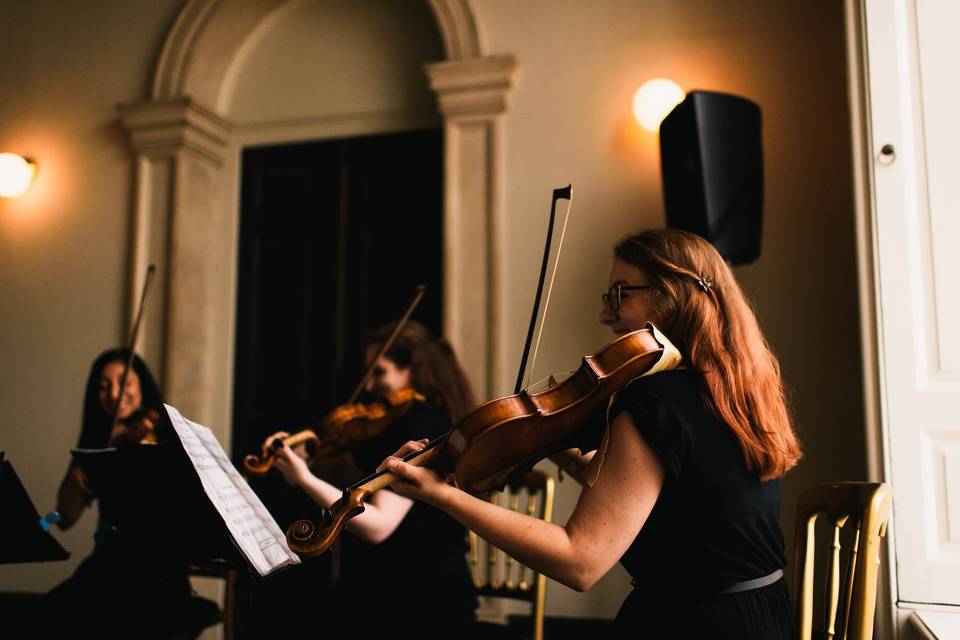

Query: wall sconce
<box><xmin>0</xmin><ymin>153</ymin><xmax>38</xmax><ymax>198</ymax></box>
<box><xmin>632</xmin><ymin>79</ymin><xmax>685</xmax><ymax>132</ymax></box>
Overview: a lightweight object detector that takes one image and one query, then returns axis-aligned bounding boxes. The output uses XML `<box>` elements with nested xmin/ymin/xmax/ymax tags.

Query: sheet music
<box><xmin>165</xmin><ymin>404</ymin><xmax>300</xmax><ymax>576</ymax></box>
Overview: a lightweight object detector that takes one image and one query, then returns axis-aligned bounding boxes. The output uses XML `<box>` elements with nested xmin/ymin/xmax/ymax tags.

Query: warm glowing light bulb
<box><xmin>632</xmin><ymin>79</ymin><xmax>685</xmax><ymax>132</ymax></box>
<box><xmin>0</xmin><ymin>153</ymin><xmax>37</xmax><ymax>198</ymax></box>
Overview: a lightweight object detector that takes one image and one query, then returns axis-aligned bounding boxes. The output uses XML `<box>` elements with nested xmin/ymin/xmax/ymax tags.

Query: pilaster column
<box><xmin>118</xmin><ymin>98</ymin><xmax>233</xmax><ymax>428</ymax></box>
<box><xmin>425</xmin><ymin>54</ymin><xmax>518</xmax><ymax>399</ymax></box>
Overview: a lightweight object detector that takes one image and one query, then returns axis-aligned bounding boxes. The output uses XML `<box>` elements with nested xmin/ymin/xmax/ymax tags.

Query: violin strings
<box><xmin>525</xmin><ymin>193</ymin><xmax>574</xmax><ymax>391</ymax></box>
<box><xmin>526</xmin><ymin>370</ymin><xmax>577</xmax><ymax>393</ymax></box>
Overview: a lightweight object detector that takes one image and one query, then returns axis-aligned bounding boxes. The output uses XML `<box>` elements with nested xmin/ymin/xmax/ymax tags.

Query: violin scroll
<box><xmin>288</xmin><ymin>489</ymin><xmax>370</xmax><ymax>556</ymax></box>
<box><xmin>287</xmin><ymin>438</ymin><xmax>447</xmax><ymax>557</ymax></box>
<box><xmin>242</xmin><ymin>452</ymin><xmax>273</xmax><ymax>476</ymax></box>
<box><xmin>243</xmin><ymin>430</ymin><xmax>321</xmax><ymax>476</ymax></box>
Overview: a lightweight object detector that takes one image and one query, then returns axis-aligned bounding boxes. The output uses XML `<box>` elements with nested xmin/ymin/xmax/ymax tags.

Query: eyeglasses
<box><xmin>601</xmin><ymin>284</ymin><xmax>654</xmax><ymax>312</ymax></box>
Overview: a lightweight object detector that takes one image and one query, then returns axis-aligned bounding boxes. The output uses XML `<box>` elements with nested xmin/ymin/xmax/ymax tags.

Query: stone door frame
<box><xmin>117</xmin><ymin>0</ymin><xmax>517</xmax><ymax>438</ymax></box>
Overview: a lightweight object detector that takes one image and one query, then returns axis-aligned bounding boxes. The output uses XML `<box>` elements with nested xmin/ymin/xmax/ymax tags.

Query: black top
<box><xmin>609</xmin><ymin>370</ymin><xmax>794</xmax><ymax>639</ymax></box>
<box><xmin>46</xmin><ymin>445</ymin><xmax>221</xmax><ymax>635</ymax></box>
<box><xmin>339</xmin><ymin>403</ymin><xmax>477</xmax><ymax>638</ymax></box>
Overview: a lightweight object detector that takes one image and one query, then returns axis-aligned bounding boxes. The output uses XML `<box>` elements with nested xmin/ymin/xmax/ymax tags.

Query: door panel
<box><xmin>864</xmin><ymin>0</ymin><xmax>960</xmax><ymax>604</ymax></box>
<box><xmin>232</xmin><ymin>129</ymin><xmax>443</xmax><ymax>462</ymax></box>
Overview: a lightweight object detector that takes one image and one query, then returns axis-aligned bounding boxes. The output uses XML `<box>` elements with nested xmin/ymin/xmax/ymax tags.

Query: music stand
<box><xmin>71</xmin><ymin>441</ymin><xmax>244</xmax><ymax>566</ymax></box>
<box><xmin>0</xmin><ymin>452</ymin><xmax>69</xmax><ymax>564</ymax></box>
<box><xmin>76</xmin><ymin>404</ymin><xmax>311</xmax><ymax>639</ymax></box>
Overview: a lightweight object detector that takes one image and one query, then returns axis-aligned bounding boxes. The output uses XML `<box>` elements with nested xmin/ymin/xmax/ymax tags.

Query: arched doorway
<box><xmin>118</xmin><ymin>0</ymin><xmax>518</xmax><ymax>446</ymax></box>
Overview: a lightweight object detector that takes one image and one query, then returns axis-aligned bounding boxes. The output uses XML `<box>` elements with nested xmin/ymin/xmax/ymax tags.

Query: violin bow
<box><xmin>346</xmin><ymin>284</ymin><xmax>426</xmax><ymax>403</ymax></box>
<box><xmin>288</xmin><ymin>196</ymin><xmax>585</xmax><ymax>557</ymax></box>
<box><xmin>110</xmin><ymin>265</ymin><xmax>156</xmax><ymax>435</ymax></box>
<box><xmin>514</xmin><ymin>186</ymin><xmax>573</xmax><ymax>394</ymax></box>
<box><xmin>246</xmin><ymin>285</ymin><xmax>427</xmax><ymax>475</ymax></box>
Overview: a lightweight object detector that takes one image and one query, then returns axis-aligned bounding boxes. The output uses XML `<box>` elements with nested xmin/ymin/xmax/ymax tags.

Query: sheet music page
<box><xmin>164</xmin><ymin>404</ymin><xmax>300</xmax><ymax>576</ymax></box>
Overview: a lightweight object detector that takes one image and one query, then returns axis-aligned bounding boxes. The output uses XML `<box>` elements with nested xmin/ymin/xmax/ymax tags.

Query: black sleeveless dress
<box><xmin>608</xmin><ymin>370</ymin><xmax>795</xmax><ymax>639</ymax></box>
<box><xmin>337</xmin><ymin>402</ymin><xmax>478</xmax><ymax>639</ymax></box>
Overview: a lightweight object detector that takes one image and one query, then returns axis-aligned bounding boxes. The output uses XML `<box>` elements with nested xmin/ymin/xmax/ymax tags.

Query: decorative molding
<box><xmin>153</xmin><ymin>0</ymin><xmax>483</xmax><ymax>103</ymax></box>
<box><xmin>123</xmin><ymin>0</ymin><xmax>512</xmax><ymax>437</ymax></box>
<box><xmin>425</xmin><ymin>55</ymin><xmax>517</xmax><ymax>395</ymax></box>
<box><xmin>153</xmin><ymin>0</ymin><xmax>288</xmax><ymax>106</ymax></box>
<box><xmin>118</xmin><ymin>98</ymin><xmax>232</xmax><ymax>166</ymax></box>
<box><xmin>426</xmin><ymin>54</ymin><xmax>518</xmax><ymax>121</ymax></box>
<box><xmin>425</xmin><ymin>0</ymin><xmax>484</xmax><ymax>60</ymax></box>
<box><xmin>121</xmin><ymin>0</ymin><xmax>507</xmax><ymax>620</ymax></box>
<box><xmin>151</xmin><ymin>0</ymin><xmax>220</xmax><ymax>99</ymax></box>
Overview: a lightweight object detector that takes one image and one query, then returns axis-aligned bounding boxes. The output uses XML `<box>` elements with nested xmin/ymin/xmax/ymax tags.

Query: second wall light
<box><xmin>0</xmin><ymin>153</ymin><xmax>37</xmax><ymax>198</ymax></box>
<box><xmin>632</xmin><ymin>79</ymin><xmax>685</xmax><ymax>132</ymax></box>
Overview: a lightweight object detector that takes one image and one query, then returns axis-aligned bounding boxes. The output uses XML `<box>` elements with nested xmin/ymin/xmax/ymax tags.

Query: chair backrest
<box><xmin>793</xmin><ymin>482</ymin><xmax>892</xmax><ymax>640</ymax></box>
<box><xmin>469</xmin><ymin>469</ymin><xmax>556</xmax><ymax>640</ymax></box>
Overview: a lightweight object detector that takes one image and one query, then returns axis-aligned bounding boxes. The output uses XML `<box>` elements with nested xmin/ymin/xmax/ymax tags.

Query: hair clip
<box><xmin>697</xmin><ymin>275</ymin><xmax>713</xmax><ymax>292</ymax></box>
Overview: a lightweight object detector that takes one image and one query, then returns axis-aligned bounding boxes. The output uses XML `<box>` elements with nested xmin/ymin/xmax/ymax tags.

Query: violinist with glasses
<box><xmin>381</xmin><ymin>229</ymin><xmax>802</xmax><ymax>639</ymax></box>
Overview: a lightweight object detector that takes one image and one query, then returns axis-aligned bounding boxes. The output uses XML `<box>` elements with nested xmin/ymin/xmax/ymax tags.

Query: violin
<box><xmin>243</xmin><ymin>387</ymin><xmax>426</xmax><ymax>474</ymax></box>
<box><xmin>243</xmin><ymin>285</ymin><xmax>428</xmax><ymax>476</ymax></box>
<box><xmin>312</xmin><ymin>388</ymin><xmax>426</xmax><ymax>458</ymax></box>
<box><xmin>287</xmin><ymin>324</ymin><xmax>681</xmax><ymax>556</ymax></box>
<box><xmin>112</xmin><ymin>407</ymin><xmax>161</xmax><ymax>446</ymax></box>
<box><xmin>284</xmin><ymin>186</ymin><xmax>571</xmax><ymax>555</ymax></box>
<box><xmin>286</xmin><ymin>185</ymin><xmax>682</xmax><ymax>557</ymax></box>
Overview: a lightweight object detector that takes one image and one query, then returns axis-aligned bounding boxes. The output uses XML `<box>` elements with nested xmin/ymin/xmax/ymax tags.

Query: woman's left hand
<box><xmin>264</xmin><ymin>431</ymin><xmax>311</xmax><ymax>487</ymax></box>
<box><xmin>376</xmin><ymin>439</ymin><xmax>450</xmax><ymax>504</ymax></box>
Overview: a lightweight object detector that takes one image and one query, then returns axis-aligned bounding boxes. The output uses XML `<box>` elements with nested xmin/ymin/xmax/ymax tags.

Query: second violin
<box><xmin>243</xmin><ymin>285</ymin><xmax>427</xmax><ymax>476</ymax></box>
<box><xmin>286</xmin><ymin>324</ymin><xmax>682</xmax><ymax>556</ymax></box>
<box><xmin>243</xmin><ymin>387</ymin><xmax>425</xmax><ymax>474</ymax></box>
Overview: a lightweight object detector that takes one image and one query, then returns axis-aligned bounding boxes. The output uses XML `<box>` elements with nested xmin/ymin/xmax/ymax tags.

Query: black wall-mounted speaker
<box><xmin>659</xmin><ymin>90</ymin><xmax>763</xmax><ymax>265</ymax></box>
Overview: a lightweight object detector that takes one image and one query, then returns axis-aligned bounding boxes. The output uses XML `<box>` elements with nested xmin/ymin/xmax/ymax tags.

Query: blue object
<box><xmin>38</xmin><ymin>511</ymin><xmax>61</xmax><ymax>532</ymax></box>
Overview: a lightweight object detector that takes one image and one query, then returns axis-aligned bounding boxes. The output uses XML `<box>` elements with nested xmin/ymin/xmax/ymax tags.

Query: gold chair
<box><xmin>469</xmin><ymin>469</ymin><xmax>556</xmax><ymax>640</ymax></box>
<box><xmin>793</xmin><ymin>482</ymin><xmax>892</xmax><ymax>640</ymax></box>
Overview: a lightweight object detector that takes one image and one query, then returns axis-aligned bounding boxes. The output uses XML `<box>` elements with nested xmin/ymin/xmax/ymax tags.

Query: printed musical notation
<box><xmin>165</xmin><ymin>404</ymin><xmax>300</xmax><ymax>576</ymax></box>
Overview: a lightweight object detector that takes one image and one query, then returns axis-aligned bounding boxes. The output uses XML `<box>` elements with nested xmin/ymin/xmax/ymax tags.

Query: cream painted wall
<box><xmin>0</xmin><ymin>0</ymin><xmax>864</xmax><ymax>627</ymax></box>
<box><xmin>0</xmin><ymin>0</ymin><xmax>186</xmax><ymax>592</ymax></box>
<box><xmin>475</xmin><ymin>0</ymin><xmax>864</xmax><ymax>618</ymax></box>
<box><xmin>225</xmin><ymin>0</ymin><xmax>442</xmax><ymax>123</ymax></box>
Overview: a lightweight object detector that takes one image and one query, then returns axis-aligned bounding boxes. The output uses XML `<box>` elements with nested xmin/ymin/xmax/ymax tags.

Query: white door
<box><xmin>864</xmin><ymin>0</ymin><xmax>960</xmax><ymax>605</ymax></box>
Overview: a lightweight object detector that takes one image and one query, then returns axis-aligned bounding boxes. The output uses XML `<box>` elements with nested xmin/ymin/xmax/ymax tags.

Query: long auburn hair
<box><xmin>614</xmin><ymin>229</ymin><xmax>801</xmax><ymax>480</ymax></box>
<box><xmin>365</xmin><ymin>321</ymin><xmax>476</xmax><ymax>423</ymax></box>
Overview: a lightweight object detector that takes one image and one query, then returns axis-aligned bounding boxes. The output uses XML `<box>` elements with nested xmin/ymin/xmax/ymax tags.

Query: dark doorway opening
<box><xmin>231</xmin><ymin>128</ymin><xmax>443</xmax><ymax>465</ymax></box>
<box><xmin>229</xmin><ymin>128</ymin><xmax>443</xmax><ymax>638</ymax></box>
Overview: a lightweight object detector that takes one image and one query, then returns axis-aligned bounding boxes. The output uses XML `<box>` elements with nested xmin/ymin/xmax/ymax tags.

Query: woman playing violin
<box><xmin>382</xmin><ymin>229</ymin><xmax>802</xmax><ymax>639</ymax></box>
<box><xmin>54</xmin><ymin>348</ymin><xmax>166</xmax><ymax>529</ymax></box>
<box><xmin>45</xmin><ymin>349</ymin><xmax>218</xmax><ymax>638</ymax></box>
<box><xmin>267</xmin><ymin>321</ymin><xmax>478</xmax><ymax>638</ymax></box>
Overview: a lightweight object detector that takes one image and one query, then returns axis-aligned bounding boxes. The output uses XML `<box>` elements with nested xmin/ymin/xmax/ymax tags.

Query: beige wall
<box><xmin>478</xmin><ymin>0</ymin><xmax>865</xmax><ymax>617</ymax></box>
<box><xmin>225</xmin><ymin>0</ymin><xmax>442</xmax><ymax>123</ymax></box>
<box><xmin>0</xmin><ymin>0</ymin><xmax>864</xmax><ymax>623</ymax></box>
<box><xmin>0</xmin><ymin>0</ymin><xmax>186</xmax><ymax>591</ymax></box>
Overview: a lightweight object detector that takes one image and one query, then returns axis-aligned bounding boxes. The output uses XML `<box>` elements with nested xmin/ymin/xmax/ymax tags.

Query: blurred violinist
<box><xmin>381</xmin><ymin>229</ymin><xmax>802</xmax><ymax>639</ymax></box>
<box><xmin>44</xmin><ymin>348</ymin><xmax>218</xmax><ymax>638</ymax></box>
<box><xmin>54</xmin><ymin>349</ymin><xmax>164</xmax><ymax>528</ymax></box>
<box><xmin>267</xmin><ymin>320</ymin><xmax>478</xmax><ymax>638</ymax></box>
